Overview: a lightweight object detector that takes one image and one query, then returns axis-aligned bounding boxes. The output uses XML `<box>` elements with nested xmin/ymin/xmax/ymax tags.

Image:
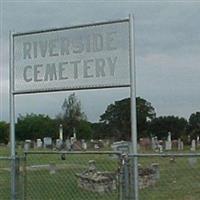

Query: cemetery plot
<box><xmin>24</xmin><ymin>153</ymin><xmax>120</xmax><ymax>200</ymax></box>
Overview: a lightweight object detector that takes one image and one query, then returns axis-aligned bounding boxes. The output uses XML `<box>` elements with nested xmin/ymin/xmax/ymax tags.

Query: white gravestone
<box><xmin>43</xmin><ymin>137</ymin><xmax>52</xmax><ymax>148</ymax></box>
<box><xmin>59</xmin><ymin>124</ymin><xmax>63</xmax><ymax>141</ymax></box>
<box><xmin>165</xmin><ymin>132</ymin><xmax>172</xmax><ymax>150</ymax></box>
<box><xmin>191</xmin><ymin>140</ymin><xmax>196</xmax><ymax>151</ymax></box>
<box><xmin>36</xmin><ymin>139</ymin><xmax>43</xmax><ymax>148</ymax></box>
<box><xmin>24</xmin><ymin>140</ymin><xmax>31</xmax><ymax>151</ymax></box>
<box><xmin>82</xmin><ymin>140</ymin><xmax>87</xmax><ymax>150</ymax></box>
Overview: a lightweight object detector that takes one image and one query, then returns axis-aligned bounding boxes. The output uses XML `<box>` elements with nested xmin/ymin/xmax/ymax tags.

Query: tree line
<box><xmin>0</xmin><ymin>94</ymin><xmax>200</xmax><ymax>143</ymax></box>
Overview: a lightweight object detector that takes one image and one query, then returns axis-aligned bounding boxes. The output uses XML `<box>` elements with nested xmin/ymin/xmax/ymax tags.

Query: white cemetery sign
<box><xmin>13</xmin><ymin>20</ymin><xmax>130</xmax><ymax>94</ymax></box>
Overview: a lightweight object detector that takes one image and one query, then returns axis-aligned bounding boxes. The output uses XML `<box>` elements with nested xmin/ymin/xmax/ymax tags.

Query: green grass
<box><xmin>139</xmin><ymin>156</ymin><xmax>200</xmax><ymax>200</ymax></box>
<box><xmin>1</xmin><ymin>147</ymin><xmax>200</xmax><ymax>200</ymax></box>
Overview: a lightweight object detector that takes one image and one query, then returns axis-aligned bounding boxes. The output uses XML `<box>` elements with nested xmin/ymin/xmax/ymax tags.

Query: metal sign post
<box><xmin>129</xmin><ymin>14</ymin><xmax>139</xmax><ymax>200</ymax></box>
<box><xmin>9</xmin><ymin>31</ymin><xmax>17</xmax><ymax>200</ymax></box>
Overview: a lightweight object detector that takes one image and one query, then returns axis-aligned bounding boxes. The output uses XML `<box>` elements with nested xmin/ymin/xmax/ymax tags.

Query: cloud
<box><xmin>1</xmin><ymin>1</ymin><xmax>200</xmax><ymax>122</ymax></box>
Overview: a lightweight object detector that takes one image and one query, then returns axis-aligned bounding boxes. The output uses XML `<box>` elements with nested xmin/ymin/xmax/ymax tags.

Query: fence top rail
<box><xmin>128</xmin><ymin>153</ymin><xmax>200</xmax><ymax>157</ymax></box>
<box><xmin>0</xmin><ymin>156</ymin><xmax>25</xmax><ymax>160</ymax></box>
<box><xmin>24</xmin><ymin>150</ymin><xmax>122</xmax><ymax>156</ymax></box>
<box><xmin>0</xmin><ymin>156</ymin><xmax>12</xmax><ymax>160</ymax></box>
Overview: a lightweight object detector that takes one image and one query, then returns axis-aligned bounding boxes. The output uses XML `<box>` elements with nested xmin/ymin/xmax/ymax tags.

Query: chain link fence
<box><xmin>2</xmin><ymin>152</ymin><xmax>198</xmax><ymax>200</ymax></box>
<box><xmin>24</xmin><ymin>151</ymin><xmax>122</xmax><ymax>200</ymax></box>
<box><xmin>0</xmin><ymin>156</ymin><xmax>24</xmax><ymax>200</ymax></box>
<box><xmin>121</xmin><ymin>154</ymin><xmax>200</xmax><ymax>200</ymax></box>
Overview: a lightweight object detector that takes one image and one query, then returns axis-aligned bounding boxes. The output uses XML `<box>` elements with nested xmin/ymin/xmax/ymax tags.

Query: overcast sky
<box><xmin>0</xmin><ymin>1</ymin><xmax>200</xmax><ymax>122</ymax></box>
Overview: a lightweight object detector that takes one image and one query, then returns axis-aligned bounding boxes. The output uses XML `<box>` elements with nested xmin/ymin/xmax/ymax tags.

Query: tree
<box><xmin>188</xmin><ymin>112</ymin><xmax>200</xmax><ymax>139</ymax></box>
<box><xmin>0</xmin><ymin>121</ymin><xmax>9</xmax><ymax>144</ymax></box>
<box><xmin>148</xmin><ymin>116</ymin><xmax>188</xmax><ymax>140</ymax></box>
<box><xmin>76</xmin><ymin>120</ymin><xmax>92</xmax><ymax>140</ymax></box>
<box><xmin>91</xmin><ymin>122</ymin><xmax>111</xmax><ymax>140</ymax></box>
<box><xmin>58</xmin><ymin>93</ymin><xmax>87</xmax><ymax>139</ymax></box>
<box><xmin>99</xmin><ymin>97</ymin><xmax>156</xmax><ymax>140</ymax></box>
<box><xmin>16</xmin><ymin>113</ymin><xmax>57</xmax><ymax>140</ymax></box>
<box><xmin>136</xmin><ymin>97</ymin><xmax>156</xmax><ymax>137</ymax></box>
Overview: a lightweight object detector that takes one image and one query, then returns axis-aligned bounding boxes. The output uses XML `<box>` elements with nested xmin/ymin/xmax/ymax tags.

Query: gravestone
<box><xmin>177</xmin><ymin>139</ymin><xmax>184</xmax><ymax>151</ymax></box>
<box><xmin>151</xmin><ymin>137</ymin><xmax>156</xmax><ymax>150</ymax></box>
<box><xmin>140</xmin><ymin>137</ymin><xmax>151</xmax><ymax>150</ymax></box>
<box><xmin>43</xmin><ymin>137</ymin><xmax>52</xmax><ymax>148</ymax></box>
<box><xmin>70</xmin><ymin>136</ymin><xmax>76</xmax><ymax>146</ymax></box>
<box><xmin>111</xmin><ymin>141</ymin><xmax>130</xmax><ymax>154</ymax></box>
<box><xmin>65</xmin><ymin>139</ymin><xmax>72</xmax><ymax>151</ymax></box>
<box><xmin>56</xmin><ymin>139</ymin><xmax>63</xmax><ymax>149</ymax></box>
<box><xmin>197</xmin><ymin>136</ymin><xmax>200</xmax><ymax>147</ymax></box>
<box><xmin>81</xmin><ymin>140</ymin><xmax>87</xmax><ymax>150</ymax></box>
<box><xmin>178</xmin><ymin>138</ymin><xmax>182</xmax><ymax>150</ymax></box>
<box><xmin>117</xmin><ymin>144</ymin><xmax>130</xmax><ymax>153</ymax></box>
<box><xmin>94</xmin><ymin>144</ymin><xmax>100</xmax><ymax>150</ymax></box>
<box><xmin>72</xmin><ymin>141</ymin><xmax>82</xmax><ymax>151</ymax></box>
<box><xmin>165</xmin><ymin>132</ymin><xmax>172</xmax><ymax>150</ymax></box>
<box><xmin>104</xmin><ymin>140</ymin><xmax>110</xmax><ymax>148</ymax></box>
<box><xmin>59</xmin><ymin>124</ymin><xmax>63</xmax><ymax>140</ymax></box>
<box><xmin>190</xmin><ymin>139</ymin><xmax>196</xmax><ymax>151</ymax></box>
<box><xmin>24</xmin><ymin>140</ymin><xmax>31</xmax><ymax>151</ymax></box>
<box><xmin>36</xmin><ymin>139</ymin><xmax>43</xmax><ymax>148</ymax></box>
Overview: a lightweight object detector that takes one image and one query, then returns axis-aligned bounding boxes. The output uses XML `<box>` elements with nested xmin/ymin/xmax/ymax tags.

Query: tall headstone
<box><xmin>73</xmin><ymin>128</ymin><xmax>77</xmax><ymax>142</ymax></box>
<box><xmin>165</xmin><ymin>132</ymin><xmax>172</xmax><ymax>150</ymax></box>
<box><xmin>178</xmin><ymin>138</ymin><xmax>181</xmax><ymax>150</ymax></box>
<box><xmin>197</xmin><ymin>136</ymin><xmax>200</xmax><ymax>147</ymax></box>
<box><xmin>168</xmin><ymin>132</ymin><xmax>171</xmax><ymax>142</ymax></box>
<box><xmin>151</xmin><ymin>137</ymin><xmax>156</xmax><ymax>150</ymax></box>
<box><xmin>59</xmin><ymin>124</ymin><xmax>63</xmax><ymax>141</ymax></box>
<box><xmin>191</xmin><ymin>139</ymin><xmax>196</xmax><ymax>151</ymax></box>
